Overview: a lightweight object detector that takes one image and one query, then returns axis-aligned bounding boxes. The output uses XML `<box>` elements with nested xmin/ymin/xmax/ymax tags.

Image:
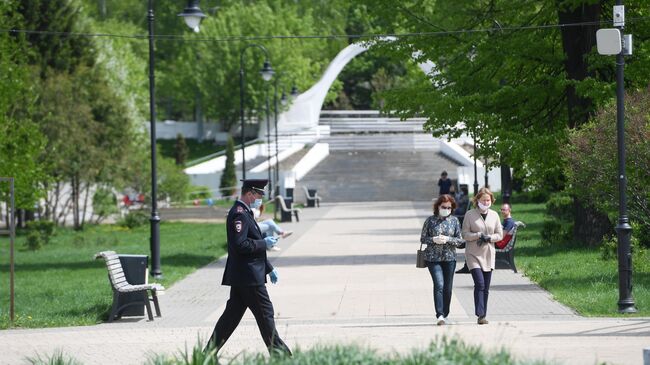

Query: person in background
<box><xmin>461</xmin><ymin>187</ymin><xmax>503</xmax><ymax>325</ymax></box>
<box><xmin>437</xmin><ymin>171</ymin><xmax>452</xmax><ymax>196</ymax></box>
<box><xmin>252</xmin><ymin>203</ymin><xmax>293</xmax><ymax>251</ymax></box>
<box><xmin>205</xmin><ymin>179</ymin><xmax>292</xmax><ymax>357</ymax></box>
<box><xmin>500</xmin><ymin>203</ymin><xmax>516</xmax><ymax>232</ymax></box>
<box><xmin>420</xmin><ymin>194</ymin><xmax>465</xmax><ymax>326</ymax></box>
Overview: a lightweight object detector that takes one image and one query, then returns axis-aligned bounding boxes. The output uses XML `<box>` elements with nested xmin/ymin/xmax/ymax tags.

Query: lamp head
<box><xmin>290</xmin><ymin>85</ymin><xmax>299</xmax><ymax>98</ymax></box>
<box><xmin>280</xmin><ymin>91</ymin><xmax>288</xmax><ymax>106</ymax></box>
<box><xmin>178</xmin><ymin>0</ymin><xmax>207</xmax><ymax>33</ymax></box>
<box><xmin>260</xmin><ymin>60</ymin><xmax>275</xmax><ymax>82</ymax></box>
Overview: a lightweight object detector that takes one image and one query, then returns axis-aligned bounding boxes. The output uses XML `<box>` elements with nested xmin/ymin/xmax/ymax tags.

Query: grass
<box><xmin>157</xmin><ymin>139</ymin><xmax>224</xmax><ymax>163</ymax></box>
<box><xmin>0</xmin><ymin>222</ymin><xmax>227</xmax><ymax>329</ymax></box>
<box><xmin>504</xmin><ymin>200</ymin><xmax>650</xmax><ymax>316</ymax></box>
<box><xmin>27</xmin><ymin>338</ymin><xmax>552</xmax><ymax>365</ymax></box>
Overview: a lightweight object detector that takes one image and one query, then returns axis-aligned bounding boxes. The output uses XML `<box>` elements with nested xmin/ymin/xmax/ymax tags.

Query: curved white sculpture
<box><xmin>276</xmin><ymin>40</ymin><xmax>435</xmax><ymax>133</ymax></box>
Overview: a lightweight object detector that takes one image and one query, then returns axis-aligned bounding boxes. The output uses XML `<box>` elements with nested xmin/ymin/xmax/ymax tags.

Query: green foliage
<box><xmin>25</xmin><ymin>230</ymin><xmax>43</xmax><ymax>251</ymax></box>
<box><xmin>158</xmin><ymin>157</ymin><xmax>190</xmax><ymax>204</ymax></box>
<box><xmin>25</xmin><ymin>220</ymin><xmax>57</xmax><ymax>250</ymax></box>
<box><xmin>219</xmin><ymin>136</ymin><xmax>237</xmax><ymax>198</ymax></box>
<box><xmin>26</xmin><ymin>351</ymin><xmax>83</xmax><ymax>365</ymax></box>
<box><xmin>118</xmin><ymin>210</ymin><xmax>149</xmax><ymax>229</ymax></box>
<box><xmin>174</xmin><ymin>134</ymin><xmax>189</xmax><ymax>166</ymax></box>
<box><xmin>189</xmin><ymin>186</ymin><xmax>212</xmax><ymax>200</ymax></box>
<box><xmin>92</xmin><ymin>187</ymin><xmax>118</xmax><ymax>222</ymax></box>
<box><xmin>565</xmin><ymin>89</ymin><xmax>650</xmax><ymax>247</ymax></box>
<box><xmin>540</xmin><ymin>192</ymin><xmax>574</xmax><ymax>245</ymax></box>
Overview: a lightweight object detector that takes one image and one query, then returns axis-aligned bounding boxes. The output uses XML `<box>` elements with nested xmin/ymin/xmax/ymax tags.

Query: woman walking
<box><xmin>462</xmin><ymin>187</ymin><xmax>503</xmax><ymax>325</ymax></box>
<box><xmin>420</xmin><ymin>194</ymin><xmax>465</xmax><ymax>325</ymax></box>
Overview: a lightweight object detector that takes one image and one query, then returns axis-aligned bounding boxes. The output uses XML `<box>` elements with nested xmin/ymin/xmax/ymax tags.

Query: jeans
<box><xmin>427</xmin><ymin>261</ymin><xmax>456</xmax><ymax>319</ymax></box>
<box><xmin>470</xmin><ymin>268</ymin><xmax>492</xmax><ymax>318</ymax></box>
<box><xmin>258</xmin><ymin>219</ymin><xmax>282</xmax><ymax>237</ymax></box>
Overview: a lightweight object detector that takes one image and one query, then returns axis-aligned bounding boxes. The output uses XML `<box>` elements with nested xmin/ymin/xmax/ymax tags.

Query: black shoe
<box><xmin>455</xmin><ymin>264</ymin><xmax>470</xmax><ymax>274</ymax></box>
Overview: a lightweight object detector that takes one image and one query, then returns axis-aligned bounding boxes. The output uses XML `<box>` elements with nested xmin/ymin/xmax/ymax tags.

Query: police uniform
<box><xmin>207</xmin><ymin>179</ymin><xmax>291</xmax><ymax>355</ymax></box>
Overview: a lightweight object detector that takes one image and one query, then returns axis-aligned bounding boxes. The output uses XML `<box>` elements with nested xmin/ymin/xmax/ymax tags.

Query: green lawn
<box><xmin>157</xmin><ymin>139</ymin><xmax>224</xmax><ymax>163</ymax></box>
<box><xmin>0</xmin><ymin>222</ymin><xmax>226</xmax><ymax>328</ymax></box>
<box><xmin>508</xmin><ymin>201</ymin><xmax>650</xmax><ymax>316</ymax></box>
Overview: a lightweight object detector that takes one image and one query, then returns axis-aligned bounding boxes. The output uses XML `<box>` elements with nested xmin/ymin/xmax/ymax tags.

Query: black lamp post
<box><xmin>271</xmin><ymin>77</ymin><xmax>297</xmax><ymax>217</ymax></box>
<box><xmin>239</xmin><ymin>45</ymin><xmax>274</xmax><ymax>180</ymax></box>
<box><xmin>613</xmin><ymin>0</ymin><xmax>636</xmax><ymax>313</ymax></box>
<box><xmin>147</xmin><ymin>0</ymin><xmax>206</xmax><ymax>279</ymax></box>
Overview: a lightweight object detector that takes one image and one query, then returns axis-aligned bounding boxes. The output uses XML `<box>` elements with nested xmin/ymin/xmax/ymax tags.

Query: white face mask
<box><xmin>250</xmin><ymin>198</ymin><xmax>263</xmax><ymax>209</ymax></box>
<box><xmin>439</xmin><ymin>208</ymin><xmax>452</xmax><ymax>217</ymax></box>
<box><xmin>478</xmin><ymin>202</ymin><xmax>491</xmax><ymax>211</ymax></box>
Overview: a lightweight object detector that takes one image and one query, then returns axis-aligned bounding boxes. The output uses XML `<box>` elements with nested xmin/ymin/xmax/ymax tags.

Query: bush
<box><xmin>189</xmin><ymin>186</ymin><xmax>212</xmax><ymax>200</ymax></box>
<box><xmin>118</xmin><ymin>210</ymin><xmax>149</xmax><ymax>229</ymax></box>
<box><xmin>219</xmin><ymin>136</ymin><xmax>237</xmax><ymax>198</ymax></box>
<box><xmin>25</xmin><ymin>220</ymin><xmax>56</xmax><ymax>246</ymax></box>
<box><xmin>540</xmin><ymin>219</ymin><xmax>572</xmax><ymax>245</ymax></box>
<box><xmin>25</xmin><ymin>230</ymin><xmax>43</xmax><ymax>251</ymax></box>
<box><xmin>92</xmin><ymin>187</ymin><xmax>118</xmax><ymax>222</ymax></box>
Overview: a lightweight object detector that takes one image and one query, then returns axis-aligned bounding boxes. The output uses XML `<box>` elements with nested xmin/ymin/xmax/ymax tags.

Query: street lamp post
<box><xmin>613</xmin><ymin>1</ymin><xmax>636</xmax><ymax>313</ymax></box>
<box><xmin>147</xmin><ymin>0</ymin><xmax>205</xmax><ymax>278</ymax></box>
<box><xmin>272</xmin><ymin>78</ymin><xmax>297</xmax><ymax>219</ymax></box>
<box><xmin>239</xmin><ymin>45</ymin><xmax>274</xmax><ymax>180</ymax></box>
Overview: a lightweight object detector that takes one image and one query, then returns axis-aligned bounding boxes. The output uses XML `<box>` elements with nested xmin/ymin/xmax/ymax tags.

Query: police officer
<box><xmin>206</xmin><ymin>179</ymin><xmax>292</xmax><ymax>356</ymax></box>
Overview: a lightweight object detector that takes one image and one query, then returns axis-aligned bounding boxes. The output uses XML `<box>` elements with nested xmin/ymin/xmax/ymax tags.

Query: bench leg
<box><xmin>151</xmin><ymin>291</ymin><xmax>161</xmax><ymax>317</ymax></box>
<box><xmin>509</xmin><ymin>250</ymin><xmax>517</xmax><ymax>273</ymax></box>
<box><xmin>144</xmin><ymin>291</ymin><xmax>154</xmax><ymax>321</ymax></box>
<box><xmin>294</xmin><ymin>211</ymin><xmax>300</xmax><ymax>222</ymax></box>
<box><xmin>108</xmin><ymin>291</ymin><xmax>121</xmax><ymax>323</ymax></box>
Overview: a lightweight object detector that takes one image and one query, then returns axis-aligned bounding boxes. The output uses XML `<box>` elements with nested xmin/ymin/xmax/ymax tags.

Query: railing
<box><xmin>185</xmin><ymin>138</ymin><xmax>261</xmax><ymax>167</ymax></box>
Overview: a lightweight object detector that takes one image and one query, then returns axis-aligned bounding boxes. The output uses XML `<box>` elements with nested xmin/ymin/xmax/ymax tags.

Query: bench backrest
<box><xmin>275</xmin><ymin>195</ymin><xmax>289</xmax><ymax>211</ymax></box>
<box><xmin>95</xmin><ymin>251</ymin><xmax>131</xmax><ymax>290</ymax></box>
<box><xmin>496</xmin><ymin>228</ymin><xmax>518</xmax><ymax>251</ymax></box>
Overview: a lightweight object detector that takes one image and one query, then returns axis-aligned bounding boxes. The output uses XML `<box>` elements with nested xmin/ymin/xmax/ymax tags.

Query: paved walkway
<box><xmin>1</xmin><ymin>202</ymin><xmax>649</xmax><ymax>365</ymax></box>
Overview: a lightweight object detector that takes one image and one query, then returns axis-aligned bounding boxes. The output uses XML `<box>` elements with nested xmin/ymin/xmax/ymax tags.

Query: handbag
<box><xmin>416</xmin><ymin>243</ymin><xmax>427</xmax><ymax>268</ymax></box>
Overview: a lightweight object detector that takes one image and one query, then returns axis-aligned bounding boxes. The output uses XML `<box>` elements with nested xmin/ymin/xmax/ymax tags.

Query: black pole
<box><xmin>148</xmin><ymin>0</ymin><xmax>162</xmax><ymax>278</ymax></box>
<box><xmin>239</xmin><ymin>44</ymin><xmax>272</xmax><ymax>181</ymax></box>
<box><xmin>239</xmin><ymin>60</ymin><xmax>246</xmax><ymax>180</ymax></box>
<box><xmin>265</xmin><ymin>86</ymin><xmax>272</xmax><ymax>196</ymax></box>
<box><xmin>484</xmin><ymin>158</ymin><xmax>488</xmax><ymax>188</ymax></box>
<box><xmin>614</xmin><ymin>0</ymin><xmax>635</xmax><ymax>313</ymax></box>
<box><xmin>272</xmin><ymin>78</ymin><xmax>282</xmax><ymax>221</ymax></box>
<box><xmin>473</xmin><ymin>133</ymin><xmax>479</xmax><ymax>196</ymax></box>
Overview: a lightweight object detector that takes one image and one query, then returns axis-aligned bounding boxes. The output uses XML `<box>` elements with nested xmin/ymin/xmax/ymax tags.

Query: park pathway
<box><xmin>0</xmin><ymin>202</ymin><xmax>648</xmax><ymax>365</ymax></box>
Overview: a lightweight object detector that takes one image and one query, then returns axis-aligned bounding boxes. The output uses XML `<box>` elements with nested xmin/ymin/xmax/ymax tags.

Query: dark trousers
<box><xmin>470</xmin><ymin>268</ymin><xmax>492</xmax><ymax>318</ymax></box>
<box><xmin>207</xmin><ymin>285</ymin><xmax>292</xmax><ymax>356</ymax></box>
<box><xmin>427</xmin><ymin>261</ymin><xmax>456</xmax><ymax>319</ymax></box>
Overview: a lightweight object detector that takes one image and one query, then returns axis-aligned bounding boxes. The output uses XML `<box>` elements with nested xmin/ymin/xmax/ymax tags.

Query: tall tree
<box><xmin>220</xmin><ymin>136</ymin><xmax>237</xmax><ymax>198</ymax></box>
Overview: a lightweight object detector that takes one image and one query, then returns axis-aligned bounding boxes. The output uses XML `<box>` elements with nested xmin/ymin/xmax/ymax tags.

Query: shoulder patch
<box><xmin>236</xmin><ymin>206</ymin><xmax>244</xmax><ymax>213</ymax></box>
<box><xmin>234</xmin><ymin>220</ymin><xmax>242</xmax><ymax>233</ymax></box>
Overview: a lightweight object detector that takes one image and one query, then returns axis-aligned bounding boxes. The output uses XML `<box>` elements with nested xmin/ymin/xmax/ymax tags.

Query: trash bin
<box><xmin>116</xmin><ymin>254</ymin><xmax>148</xmax><ymax>316</ymax></box>
<box><xmin>307</xmin><ymin>189</ymin><xmax>317</xmax><ymax>207</ymax></box>
<box><xmin>280</xmin><ymin>198</ymin><xmax>293</xmax><ymax>222</ymax></box>
<box><xmin>285</xmin><ymin>188</ymin><xmax>294</xmax><ymax>199</ymax></box>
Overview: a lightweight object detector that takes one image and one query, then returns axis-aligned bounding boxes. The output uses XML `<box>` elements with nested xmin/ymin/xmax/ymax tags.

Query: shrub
<box><xmin>189</xmin><ymin>186</ymin><xmax>212</xmax><ymax>200</ymax></box>
<box><xmin>92</xmin><ymin>187</ymin><xmax>118</xmax><ymax>222</ymax></box>
<box><xmin>118</xmin><ymin>210</ymin><xmax>149</xmax><ymax>229</ymax></box>
<box><xmin>219</xmin><ymin>136</ymin><xmax>237</xmax><ymax>198</ymax></box>
<box><xmin>26</xmin><ymin>220</ymin><xmax>56</xmax><ymax>245</ymax></box>
<box><xmin>25</xmin><ymin>230</ymin><xmax>43</xmax><ymax>251</ymax></box>
<box><xmin>540</xmin><ymin>219</ymin><xmax>572</xmax><ymax>245</ymax></box>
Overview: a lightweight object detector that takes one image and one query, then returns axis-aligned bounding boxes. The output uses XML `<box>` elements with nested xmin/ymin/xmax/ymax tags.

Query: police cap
<box><xmin>241</xmin><ymin>179</ymin><xmax>267</xmax><ymax>195</ymax></box>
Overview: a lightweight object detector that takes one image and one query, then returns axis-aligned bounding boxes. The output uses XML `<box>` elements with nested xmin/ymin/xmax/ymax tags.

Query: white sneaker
<box><xmin>443</xmin><ymin>316</ymin><xmax>453</xmax><ymax>325</ymax></box>
<box><xmin>436</xmin><ymin>317</ymin><xmax>445</xmax><ymax>326</ymax></box>
<box><xmin>268</xmin><ymin>246</ymin><xmax>281</xmax><ymax>251</ymax></box>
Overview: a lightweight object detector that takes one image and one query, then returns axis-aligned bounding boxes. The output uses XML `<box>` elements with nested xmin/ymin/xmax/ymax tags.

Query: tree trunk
<box><xmin>81</xmin><ymin>182</ymin><xmax>90</xmax><ymax>227</ymax></box>
<box><xmin>573</xmin><ymin>198</ymin><xmax>613</xmax><ymax>246</ymax></box>
<box><xmin>557</xmin><ymin>1</ymin><xmax>601</xmax><ymax>129</ymax></box>
<box><xmin>558</xmin><ymin>1</ymin><xmax>603</xmax><ymax>241</ymax></box>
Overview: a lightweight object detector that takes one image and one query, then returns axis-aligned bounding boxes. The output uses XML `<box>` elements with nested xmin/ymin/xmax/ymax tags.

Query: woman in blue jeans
<box><xmin>420</xmin><ymin>194</ymin><xmax>465</xmax><ymax>325</ymax></box>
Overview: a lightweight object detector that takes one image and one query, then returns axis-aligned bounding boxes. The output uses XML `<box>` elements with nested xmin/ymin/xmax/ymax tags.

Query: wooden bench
<box><xmin>275</xmin><ymin>195</ymin><xmax>301</xmax><ymax>222</ymax></box>
<box><xmin>95</xmin><ymin>251</ymin><xmax>163</xmax><ymax>322</ymax></box>
<box><xmin>302</xmin><ymin>186</ymin><xmax>321</xmax><ymax>207</ymax></box>
<box><xmin>495</xmin><ymin>221</ymin><xmax>525</xmax><ymax>273</ymax></box>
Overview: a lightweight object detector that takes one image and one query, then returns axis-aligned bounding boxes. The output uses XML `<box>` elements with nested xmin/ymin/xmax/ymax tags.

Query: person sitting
<box><xmin>252</xmin><ymin>204</ymin><xmax>293</xmax><ymax>251</ymax></box>
<box><xmin>456</xmin><ymin>202</ymin><xmax>516</xmax><ymax>273</ymax></box>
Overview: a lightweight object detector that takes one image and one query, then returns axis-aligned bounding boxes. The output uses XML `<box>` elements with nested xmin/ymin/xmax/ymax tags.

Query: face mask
<box><xmin>250</xmin><ymin>198</ymin><xmax>263</xmax><ymax>209</ymax></box>
<box><xmin>439</xmin><ymin>208</ymin><xmax>452</xmax><ymax>217</ymax></box>
<box><xmin>478</xmin><ymin>202</ymin><xmax>491</xmax><ymax>211</ymax></box>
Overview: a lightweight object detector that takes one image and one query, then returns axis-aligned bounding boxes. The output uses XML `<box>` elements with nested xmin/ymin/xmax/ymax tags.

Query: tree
<box><xmin>220</xmin><ymin>136</ymin><xmax>237</xmax><ymax>198</ymax></box>
<box><xmin>565</xmin><ymin>89</ymin><xmax>650</xmax><ymax>246</ymax></box>
<box><xmin>0</xmin><ymin>2</ymin><xmax>48</xmax><ymax>212</ymax></box>
<box><xmin>174</xmin><ymin>133</ymin><xmax>189</xmax><ymax>166</ymax></box>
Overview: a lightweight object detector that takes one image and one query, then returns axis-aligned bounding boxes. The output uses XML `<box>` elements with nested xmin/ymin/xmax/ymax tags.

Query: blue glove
<box><xmin>264</xmin><ymin>236</ymin><xmax>278</xmax><ymax>249</ymax></box>
<box><xmin>269</xmin><ymin>269</ymin><xmax>278</xmax><ymax>284</ymax></box>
